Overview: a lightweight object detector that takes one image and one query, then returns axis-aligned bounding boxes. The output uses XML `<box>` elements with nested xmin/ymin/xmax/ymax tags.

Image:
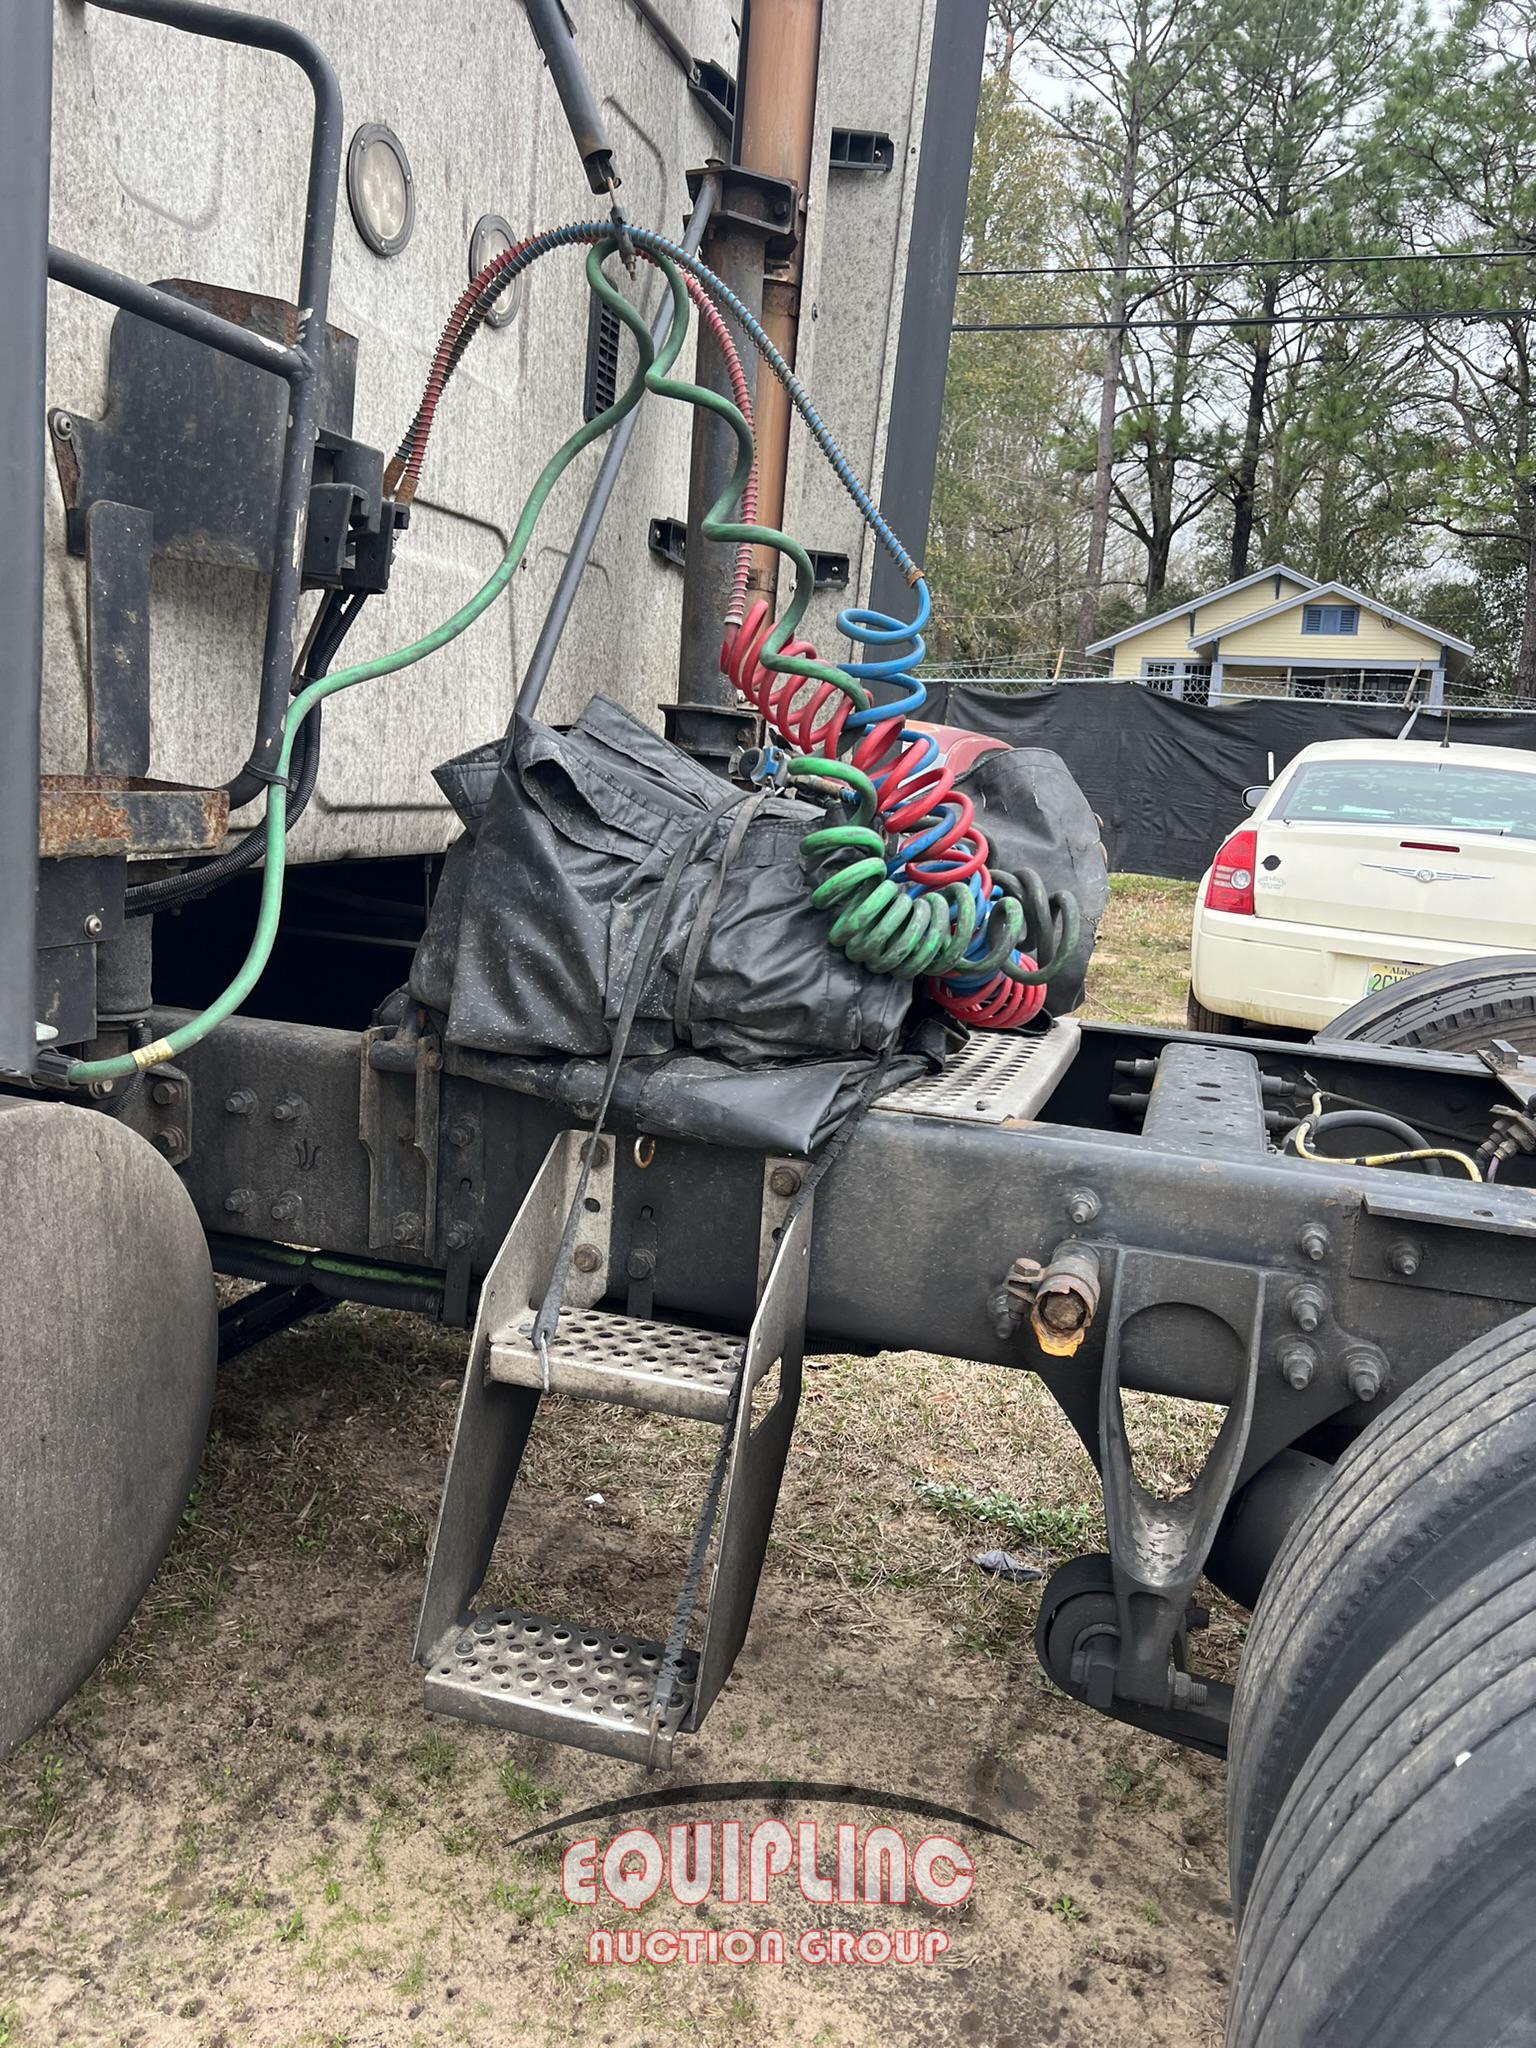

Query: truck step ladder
<box><xmin>414</xmin><ymin>1129</ymin><xmax>812</xmax><ymax>1765</ymax></box>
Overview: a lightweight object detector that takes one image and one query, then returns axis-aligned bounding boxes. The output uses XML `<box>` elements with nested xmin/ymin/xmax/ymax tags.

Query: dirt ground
<box><xmin>0</xmin><ymin>878</ymin><xmax>1236</xmax><ymax>2048</ymax></box>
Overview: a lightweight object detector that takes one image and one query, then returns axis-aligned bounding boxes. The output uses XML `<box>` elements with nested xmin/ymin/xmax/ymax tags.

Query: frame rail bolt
<box><xmin>223</xmin><ymin>1187</ymin><xmax>255</xmax><ymax>1216</ymax></box>
<box><xmin>224</xmin><ymin>1088</ymin><xmax>257</xmax><ymax>1117</ymax></box>
<box><xmin>1064</xmin><ymin>1188</ymin><xmax>1101</xmax><ymax>1227</ymax></box>
<box><xmin>768</xmin><ymin>1165</ymin><xmax>802</xmax><ymax>1198</ymax></box>
<box><xmin>151</xmin><ymin>1079</ymin><xmax>178</xmax><ymax>1107</ymax></box>
<box><xmin>1279</xmin><ymin>1341</ymin><xmax>1318</xmax><ymax>1391</ymax></box>
<box><xmin>1344</xmin><ymin>1344</ymin><xmax>1389</xmax><ymax>1404</ymax></box>
<box><xmin>443</xmin><ymin>1222</ymin><xmax>473</xmax><ymax>1252</ymax></box>
<box><xmin>1297</xmin><ymin>1222</ymin><xmax>1331</xmax><ymax>1263</ymax></box>
<box><xmin>271</xmin><ymin>1093</ymin><xmax>305</xmax><ymax>1124</ymax></box>
<box><xmin>270</xmin><ymin>1191</ymin><xmax>303</xmax><ymax>1225</ymax></box>
<box><xmin>447</xmin><ymin>1122</ymin><xmax>475</xmax><ymax>1148</ymax></box>
<box><xmin>83</xmin><ymin>913</ymin><xmax>104</xmax><ymax>938</ymax></box>
<box><xmin>572</xmin><ymin>1243</ymin><xmax>603</xmax><ymax>1275</ymax></box>
<box><xmin>1287</xmin><ymin>1281</ymin><xmax>1329</xmax><ymax>1333</ymax></box>
<box><xmin>1388</xmin><ymin>1240</ymin><xmax>1423</xmax><ymax>1278</ymax></box>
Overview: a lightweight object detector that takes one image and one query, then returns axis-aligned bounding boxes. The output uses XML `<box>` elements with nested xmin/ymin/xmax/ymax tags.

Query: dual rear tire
<box><xmin>1225</xmin><ymin>1308</ymin><xmax>1536</xmax><ymax>2044</ymax></box>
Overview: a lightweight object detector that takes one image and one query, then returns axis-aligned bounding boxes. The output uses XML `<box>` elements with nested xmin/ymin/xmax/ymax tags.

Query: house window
<box><xmin>1302</xmin><ymin>604</ymin><xmax>1359</xmax><ymax>635</ymax></box>
<box><xmin>1141</xmin><ymin>659</ymin><xmax>1211</xmax><ymax>702</ymax></box>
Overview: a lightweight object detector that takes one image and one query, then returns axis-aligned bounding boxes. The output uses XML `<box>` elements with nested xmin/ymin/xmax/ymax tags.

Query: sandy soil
<box><xmin>0</xmin><ymin>1302</ymin><xmax>1236</xmax><ymax>2048</ymax></box>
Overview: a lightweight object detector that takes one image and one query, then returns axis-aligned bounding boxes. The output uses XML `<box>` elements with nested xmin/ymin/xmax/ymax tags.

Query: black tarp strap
<box><xmin>672</xmin><ymin>788</ymin><xmax>770</xmax><ymax>1041</ymax></box>
<box><xmin>529</xmin><ymin>784</ymin><xmax>754</xmax><ymax>1376</ymax></box>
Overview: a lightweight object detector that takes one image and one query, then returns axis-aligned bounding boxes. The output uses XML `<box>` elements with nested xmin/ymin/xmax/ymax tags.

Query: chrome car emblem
<box><xmin>1362</xmin><ymin>864</ymin><xmax>1491</xmax><ymax>885</ymax></box>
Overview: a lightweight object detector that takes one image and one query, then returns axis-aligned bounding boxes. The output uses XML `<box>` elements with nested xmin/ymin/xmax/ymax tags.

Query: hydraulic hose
<box><xmin>1285</xmin><ymin>1096</ymin><xmax>1482</xmax><ymax>1180</ymax></box>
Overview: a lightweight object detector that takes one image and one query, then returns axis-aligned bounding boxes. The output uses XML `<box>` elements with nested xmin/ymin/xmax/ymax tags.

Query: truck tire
<box><xmin>1317</xmin><ymin>953</ymin><xmax>1536</xmax><ymax>1055</ymax></box>
<box><xmin>1226</xmin><ymin>1547</ymin><xmax>1536</xmax><ymax>2048</ymax></box>
<box><xmin>1226</xmin><ymin>1305</ymin><xmax>1536</xmax><ymax>1920</ymax></box>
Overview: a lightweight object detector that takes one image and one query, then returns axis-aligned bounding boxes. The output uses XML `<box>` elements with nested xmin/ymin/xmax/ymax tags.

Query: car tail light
<box><xmin>1206</xmin><ymin>827</ymin><xmax>1257</xmax><ymax>914</ymax></box>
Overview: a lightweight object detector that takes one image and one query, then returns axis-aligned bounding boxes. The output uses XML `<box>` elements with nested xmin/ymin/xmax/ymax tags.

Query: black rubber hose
<box><xmin>1286</xmin><ymin>1107</ymin><xmax>1444</xmax><ymax>1174</ymax></box>
<box><xmin>124</xmin><ymin>592</ymin><xmax>362</xmax><ymax>917</ymax></box>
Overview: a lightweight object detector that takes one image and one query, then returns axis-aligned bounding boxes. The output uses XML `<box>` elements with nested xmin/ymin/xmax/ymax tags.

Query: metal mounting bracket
<box><xmin>359</xmin><ymin>1026</ymin><xmax>442</xmax><ymax>1260</ymax></box>
<box><xmin>1098</xmin><ymin>1248</ymin><xmax>1264</xmax><ymax>1711</ymax></box>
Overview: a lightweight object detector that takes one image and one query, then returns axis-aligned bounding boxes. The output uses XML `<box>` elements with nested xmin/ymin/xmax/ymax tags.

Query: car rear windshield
<box><xmin>1276</xmin><ymin>759</ymin><xmax>1536</xmax><ymax>840</ymax></box>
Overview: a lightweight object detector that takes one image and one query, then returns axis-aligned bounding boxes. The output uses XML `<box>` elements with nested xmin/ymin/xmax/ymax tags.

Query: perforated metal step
<box><xmin>423</xmin><ymin>1610</ymin><xmax>696</xmax><ymax>1764</ymax></box>
<box><xmin>488</xmin><ymin>1306</ymin><xmax>744</xmax><ymax>1421</ymax></box>
<box><xmin>875</xmin><ymin>1017</ymin><xmax>1081</xmax><ymax>1125</ymax></box>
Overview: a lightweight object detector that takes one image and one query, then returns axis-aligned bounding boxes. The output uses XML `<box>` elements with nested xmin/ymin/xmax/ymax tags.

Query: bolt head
<box><xmin>572</xmin><ymin>1244</ymin><xmax>602</xmax><ymax>1275</ymax></box>
<box><xmin>224</xmin><ymin>1088</ymin><xmax>256</xmax><ymax>1116</ymax></box>
<box><xmin>151</xmin><ymin>1125</ymin><xmax>185</xmax><ymax>1156</ymax></box>
<box><xmin>1298</xmin><ymin>1223</ymin><xmax>1330</xmax><ymax>1262</ymax></box>
<box><xmin>1065</xmin><ymin>1189</ymin><xmax>1101</xmax><ymax>1226</ymax></box>
<box><xmin>273</xmin><ymin>1096</ymin><xmax>302</xmax><ymax>1123</ymax></box>
<box><xmin>447</xmin><ymin>1122</ymin><xmax>474</xmax><ymax>1148</ymax></box>
<box><xmin>151</xmin><ymin>1079</ymin><xmax>177</xmax><ymax>1106</ymax></box>
<box><xmin>444</xmin><ymin>1222</ymin><xmax>472</xmax><ymax>1252</ymax></box>
<box><xmin>1389</xmin><ymin>1241</ymin><xmax>1422</xmax><ymax>1278</ymax></box>
<box><xmin>223</xmin><ymin>1187</ymin><xmax>254</xmax><ymax>1215</ymax></box>
<box><xmin>53</xmin><ymin>411</ymin><xmax>74</xmax><ymax>439</ymax></box>
<box><xmin>87</xmin><ymin>1079</ymin><xmax>114</xmax><ymax>1099</ymax></box>
<box><xmin>83</xmin><ymin>913</ymin><xmax>104</xmax><ymax>938</ymax></box>
<box><xmin>768</xmin><ymin>1166</ymin><xmax>802</xmax><ymax>1198</ymax></box>
<box><xmin>391</xmin><ymin>1212</ymin><xmax>421</xmax><ymax>1246</ymax></box>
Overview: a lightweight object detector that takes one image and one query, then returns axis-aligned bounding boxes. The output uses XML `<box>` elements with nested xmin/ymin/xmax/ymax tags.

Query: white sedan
<box><xmin>1187</xmin><ymin>737</ymin><xmax>1536</xmax><ymax>1034</ymax></box>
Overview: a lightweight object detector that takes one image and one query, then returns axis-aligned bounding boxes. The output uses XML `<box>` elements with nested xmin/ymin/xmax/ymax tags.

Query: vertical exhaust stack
<box><xmin>734</xmin><ymin>0</ymin><xmax>824</xmax><ymax>612</ymax></box>
<box><xmin>673</xmin><ymin>0</ymin><xmax>824</xmax><ymax>743</ymax></box>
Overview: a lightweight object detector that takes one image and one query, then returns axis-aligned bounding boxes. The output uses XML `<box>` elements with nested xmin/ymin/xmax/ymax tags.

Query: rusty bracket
<box><xmin>685</xmin><ymin>160</ymin><xmax>799</xmax><ymax>260</ymax></box>
<box><xmin>359</xmin><ymin>1025</ymin><xmax>441</xmax><ymax>1260</ymax></box>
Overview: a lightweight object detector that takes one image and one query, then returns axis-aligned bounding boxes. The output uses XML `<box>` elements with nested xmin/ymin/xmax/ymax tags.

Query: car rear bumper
<box><xmin>1189</xmin><ymin>910</ymin><xmax>1517</xmax><ymax>1031</ymax></box>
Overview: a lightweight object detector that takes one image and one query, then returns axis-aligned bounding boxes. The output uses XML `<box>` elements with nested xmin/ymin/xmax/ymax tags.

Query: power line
<box><xmin>952</xmin><ymin>305</ymin><xmax>1532</xmax><ymax>335</ymax></box>
<box><xmin>958</xmin><ymin>248</ymin><xmax>1534</xmax><ymax>281</ymax></box>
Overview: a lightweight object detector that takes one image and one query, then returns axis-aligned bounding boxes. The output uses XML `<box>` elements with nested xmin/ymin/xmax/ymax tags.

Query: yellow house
<box><xmin>1086</xmin><ymin>565</ymin><xmax>1473</xmax><ymax>708</ymax></box>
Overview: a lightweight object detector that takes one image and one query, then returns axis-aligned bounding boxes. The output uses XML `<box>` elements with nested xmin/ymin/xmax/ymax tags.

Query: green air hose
<box><xmin>633</xmin><ymin>257</ymin><xmax>996</xmax><ymax>981</ymax></box>
<box><xmin>66</xmin><ymin>243</ymin><xmax>662</xmax><ymax>1086</ymax></box>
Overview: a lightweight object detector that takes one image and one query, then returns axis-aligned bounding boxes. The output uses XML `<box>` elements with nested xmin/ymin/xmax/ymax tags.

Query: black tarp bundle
<box><xmin>916</xmin><ymin>681</ymin><xmax>1536</xmax><ymax>881</ymax></box>
<box><xmin>408</xmin><ymin>696</ymin><xmax>1107</xmax><ymax>1152</ymax></box>
<box><xmin>410</xmin><ymin>697</ymin><xmax>915</xmax><ymax>1152</ymax></box>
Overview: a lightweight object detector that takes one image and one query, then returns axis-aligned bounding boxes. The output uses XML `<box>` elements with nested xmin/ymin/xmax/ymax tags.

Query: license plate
<box><xmin>1363</xmin><ymin>959</ymin><xmax>1426</xmax><ymax>996</ymax></box>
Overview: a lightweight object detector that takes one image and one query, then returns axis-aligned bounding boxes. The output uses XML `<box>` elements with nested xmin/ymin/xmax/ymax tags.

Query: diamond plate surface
<box><xmin>876</xmin><ymin>1018</ymin><xmax>1081</xmax><ymax>1125</ymax></box>
<box><xmin>423</xmin><ymin>1611</ymin><xmax>697</xmax><ymax>1763</ymax></box>
<box><xmin>489</xmin><ymin>1307</ymin><xmax>744</xmax><ymax>1420</ymax></box>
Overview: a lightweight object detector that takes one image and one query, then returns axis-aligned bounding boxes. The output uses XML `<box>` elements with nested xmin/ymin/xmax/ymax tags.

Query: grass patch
<box><xmin>915</xmin><ymin>1480</ymin><xmax>1094</xmax><ymax>1555</ymax></box>
<box><xmin>499</xmin><ymin>1762</ymin><xmax>556</xmax><ymax>1818</ymax></box>
<box><xmin>1082</xmin><ymin>873</ymin><xmax>1196</xmax><ymax>1028</ymax></box>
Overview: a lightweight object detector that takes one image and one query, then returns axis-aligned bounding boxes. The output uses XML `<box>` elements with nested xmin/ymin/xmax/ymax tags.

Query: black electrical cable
<box><xmin>1284</xmin><ymin>1107</ymin><xmax>1444</xmax><ymax>1174</ymax></box>
<box><xmin>959</xmin><ymin>247</ymin><xmax>1536</xmax><ymax>280</ymax></box>
<box><xmin>124</xmin><ymin>590</ymin><xmax>365</xmax><ymax>917</ymax></box>
<box><xmin>952</xmin><ymin>304</ymin><xmax>1534</xmax><ymax>336</ymax></box>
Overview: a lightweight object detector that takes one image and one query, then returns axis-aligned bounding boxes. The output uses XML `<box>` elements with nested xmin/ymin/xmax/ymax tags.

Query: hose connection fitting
<box><xmin>999</xmin><ymin>1241</ymin><xmax>1104</xmax><ymax>1358</ymax></box>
